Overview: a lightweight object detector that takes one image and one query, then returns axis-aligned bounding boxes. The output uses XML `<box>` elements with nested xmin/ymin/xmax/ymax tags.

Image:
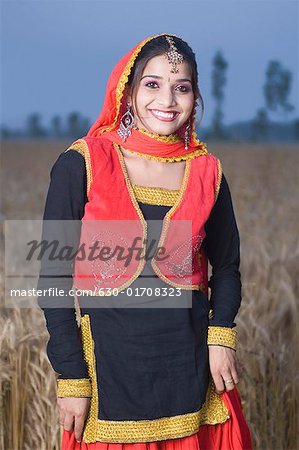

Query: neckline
<box><xmin>132</xmin><ymin>183</ymin><xmax>180</xmax><ymax>193</ymax></box>
<box><xmin>114</xmin><ymin>142</ymin><xmax>193</xmax><ymax>284</ymax></box>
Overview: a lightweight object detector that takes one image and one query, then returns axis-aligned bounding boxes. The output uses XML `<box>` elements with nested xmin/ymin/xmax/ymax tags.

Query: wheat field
<box><xmin>1</xmin><ymin>140</ymin><xmax>298</xmax><ymax>450</ymax></box>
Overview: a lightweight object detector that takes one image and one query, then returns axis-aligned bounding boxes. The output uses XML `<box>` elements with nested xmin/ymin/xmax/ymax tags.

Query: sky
<box><xmin>1</xmin><ymin>0</ymin><xmax>298</xmax><ymax>130</ymax></box>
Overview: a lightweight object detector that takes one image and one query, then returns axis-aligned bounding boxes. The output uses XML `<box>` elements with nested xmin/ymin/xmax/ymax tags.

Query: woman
<box><xmin>38</xmin><ymin>33</ymin><xmax>252</xmax><ymax>449</ymax></box>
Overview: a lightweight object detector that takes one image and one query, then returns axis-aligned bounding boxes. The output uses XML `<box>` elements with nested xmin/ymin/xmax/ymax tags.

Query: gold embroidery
<box><xmin>56</xmin><ymin>378</ymin><xmax>92</xmax><ymax>398</ymax></box>
<box><xmin>207</xmin><ymin>326</ymin><xmax>238</xmax><ymax>351</ymax></box>
<box><xmin>80</xmin><ymin>314</ymin><xmax>99</xmax><ymax>441</ymax></box>
<box><xmin>64</xmin><ymin>139</ymin><xmax>93</xmax><ymax>196</ymax></box>
<box><xmin>132</xmin><ymin>184</ymin><xmax>179</xmax><ymax>206</ymax></box>
<box><xmin>199</xmin><ymin>380</ymin><xmax>230</xmax><ymax>425</ymax></box>
<box><xmin>137</xmin><ymin>127</ymin><xmax>181</xmax><ymax>143</ymax></box>
<box><xmin>215</xmin><ymin>158</ymin><xmax>223</xmax><ymax>203</ymax></box>
<box><xmin>80</xmin><ymin>313</ymin><xmax>230</xmax><ymax>443</ymax></box>
<box><xmin>117</xmin><ymin>145</ymin><xmax>208</xmax><ymax>162</ymax></box>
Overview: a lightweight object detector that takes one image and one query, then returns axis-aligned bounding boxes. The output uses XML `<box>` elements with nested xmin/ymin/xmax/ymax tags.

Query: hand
<box><xmin>208</xmin><ymin>345</ymin><xmax>242</xmax><ymax>394</ymax></box>
<box><xmin>57</xmin><ymin>397</ymin><xmax>91</xmax><ymax>443</ymax></box>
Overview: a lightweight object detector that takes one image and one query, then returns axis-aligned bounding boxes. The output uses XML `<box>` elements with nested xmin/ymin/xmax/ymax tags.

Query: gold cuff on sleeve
<box><xmin>207</xmin><ymin>326</ymin><xmax>238</xmax><ymax>351</ymax></box>
<box><xmin>57</xmin><ymin>378</ymin><xmax>92</xmax><ymax>398</ymax></box>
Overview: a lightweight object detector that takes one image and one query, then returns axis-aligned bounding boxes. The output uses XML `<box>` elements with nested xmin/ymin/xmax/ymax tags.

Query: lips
<box><xmin>149</xmin><ymin>109</ymin><xmax>180</xmax><ymax>122</ymax></box>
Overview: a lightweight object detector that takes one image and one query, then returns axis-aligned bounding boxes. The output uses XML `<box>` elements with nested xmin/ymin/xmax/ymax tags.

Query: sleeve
<box><xmin>37</xmin><ymin>149</ymin><xmax>92</xmax><ymax>397</ymax></box>
<box><xmin>202</xmin><ymin>173</ymin><xmax>242</xmax><ymax>351</ymax></box>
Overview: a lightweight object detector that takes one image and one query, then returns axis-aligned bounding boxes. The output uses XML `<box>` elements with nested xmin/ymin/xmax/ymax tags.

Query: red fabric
<box><xmin>86</xmin><ymin>33</ymin><xmax>207</xmax><ymax>158</ymax></box>
<box><xmin>72</xmin><ymin>137</ymin><xmax>219</xmax><ymax>294</ymax></box>
<box><xmin>61</xmin><ymin>387</ymin><xmax>252</xmax><ymax>450</ymax></box>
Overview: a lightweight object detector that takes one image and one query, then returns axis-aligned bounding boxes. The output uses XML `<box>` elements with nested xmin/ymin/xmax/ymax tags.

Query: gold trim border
<box><xmin>56</xmin><ymin>378</ymin><xmax>92</xmax><ymax>398</ymax></box>
<box><xmin>118</xmin><ymin>145</ymin><xmax>208</xmax><ymax>162</ymax></box>
<box><xmin>64</xmin><ymin>139</ymin><xmax>93</xmax><ymax>196</ymax></box>
<box><xmin>132</xmin><ymin>184</ymin><xmax>179</xmax><ymax>206</ymax></box>
<box><xmin>214</xmin><ymin>158</ymin><xmax>223</xmax><ymax>203</ymax></box>
<box><xmin>137</xmin><ymin>127</ymin><xmax>181</xmax><ymax>143</ymax></box>
<box><xmin>207</xmin><ymin>326</ymin><xmax>238</xmax><ymax>351</ymax></box>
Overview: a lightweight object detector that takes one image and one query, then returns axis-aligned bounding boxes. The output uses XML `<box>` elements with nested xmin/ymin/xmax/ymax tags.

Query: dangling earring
<box><xmin>184</xmin><ymin>119</ymin><xmax>191</xmax><ymax>150</ymax></box>
<box><xmin>117</xmin><ymin>103</ymin><xmax>135</xmax><ymax>142</ymax></box>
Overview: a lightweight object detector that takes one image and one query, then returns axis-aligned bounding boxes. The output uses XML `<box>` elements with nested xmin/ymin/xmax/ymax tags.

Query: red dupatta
<box><xmin>86</xmin><ymin>33</ymin><xmax>208</xmax><ymax>160</ymax></box>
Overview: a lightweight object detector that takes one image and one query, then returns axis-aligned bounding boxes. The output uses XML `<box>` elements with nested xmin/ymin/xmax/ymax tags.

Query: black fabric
<box><xmin>37</xmin><ymin>150</ymin><xmax>242</xmax><ymax>417</ymax></box>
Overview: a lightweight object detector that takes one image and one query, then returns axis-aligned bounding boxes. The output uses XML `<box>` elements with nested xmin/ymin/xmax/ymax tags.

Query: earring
<box><xmin>184</xmin><ymin>119</ymin><xmax>191</xmax><ymax>150</ymax></box>
<box><xmin>117</xmin><ymin>103</ymin><xmax>135</xmax><ymax>142</ymax></box>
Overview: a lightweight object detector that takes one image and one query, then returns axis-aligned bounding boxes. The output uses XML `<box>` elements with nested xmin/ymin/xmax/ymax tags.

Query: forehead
<box><xmin>141</xmin><ymin>54</ymin><xmax>192</xmax><ymax>80</ymax></box>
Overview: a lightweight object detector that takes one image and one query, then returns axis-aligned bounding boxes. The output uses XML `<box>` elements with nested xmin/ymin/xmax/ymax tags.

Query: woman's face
<box><xmin>128</xmin><ymin>54</ymin><xmax>195</xmax><ymax>136</ymax></box>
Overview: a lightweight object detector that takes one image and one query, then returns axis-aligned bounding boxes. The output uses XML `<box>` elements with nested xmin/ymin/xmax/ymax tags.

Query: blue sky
<box><xmin>1</xmin><ymin>0</ymin><xmax>298</xmax><ymax>129</ymax></box>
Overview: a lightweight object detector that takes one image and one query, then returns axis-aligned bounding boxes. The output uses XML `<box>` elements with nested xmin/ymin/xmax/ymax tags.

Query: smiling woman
<box><xmin>38</xmin><ymin>33</ymin><xmax>253</xmax><ymax>450</ymax></box>
<box><xmin>127</xmin><ymin>55</ymin><xmax>195</xmax><ymax>136</ymax></box>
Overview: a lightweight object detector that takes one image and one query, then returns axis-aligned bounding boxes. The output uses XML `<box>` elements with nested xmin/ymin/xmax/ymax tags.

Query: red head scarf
<box><xmin>87</xmin><ymin>33</ymin><xmax>208</xmax><ymax>160</ymax></box>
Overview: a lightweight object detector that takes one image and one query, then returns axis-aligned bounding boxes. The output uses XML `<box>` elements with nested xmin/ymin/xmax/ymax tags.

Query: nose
<box><xmin>157</xmin><ymin>86</ymin><xmax>177</xmax><ymax>108</ymax></box>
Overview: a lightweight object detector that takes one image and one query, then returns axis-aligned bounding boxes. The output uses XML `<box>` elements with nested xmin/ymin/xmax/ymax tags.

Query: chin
<box><xmin>145</xmin><ymin>122</ymin><xmax>180</xmax><ymax>136</ymax></box>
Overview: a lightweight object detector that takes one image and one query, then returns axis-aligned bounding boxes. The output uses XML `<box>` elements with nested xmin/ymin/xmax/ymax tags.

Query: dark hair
<box><xmin>125</xmin><ymin>35</ymin><xmax>204</xmax><ymax>129</ymax></box>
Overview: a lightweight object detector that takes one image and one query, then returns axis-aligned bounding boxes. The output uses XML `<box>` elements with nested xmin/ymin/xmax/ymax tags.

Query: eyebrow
<box><xmin>140</xmin><ymin>75</ymin><xmax>192</xmax><ymax>83</ymax></box>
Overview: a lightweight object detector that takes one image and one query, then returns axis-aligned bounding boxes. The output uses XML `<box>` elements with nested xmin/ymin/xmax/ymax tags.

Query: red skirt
<box><xmin>61</xmin><ymin>387</ymin><xmax>252</xmax><ymax>450</ymax></box>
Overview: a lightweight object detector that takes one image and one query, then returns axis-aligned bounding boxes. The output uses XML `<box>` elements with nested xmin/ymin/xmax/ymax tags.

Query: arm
<box><xmin>202</xmin><ymin>173</ymin><xmax>242</xmax><ymax>351</ymax></box>
<box><xmin>37</xmin><ymin>150</ymin><xmax>91</xmax><ymax>397</ymax></box>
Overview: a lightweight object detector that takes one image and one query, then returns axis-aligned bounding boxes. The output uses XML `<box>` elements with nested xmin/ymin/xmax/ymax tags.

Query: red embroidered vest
<box><xmin>66</xmin><ymin>137</ymin><xmax>222</xmax><ymax>296</ymax></box>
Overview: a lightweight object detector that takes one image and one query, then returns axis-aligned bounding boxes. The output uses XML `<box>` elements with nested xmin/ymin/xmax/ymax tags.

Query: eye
<box><xmin>145</xmin><ymin>81</ymin><xmax>159</xmax><ymax>89</ymax></box>
<box><xmin>175</xmin><ymin>85</ymin><xmax>191</xmax><ymax>93</ymax></box>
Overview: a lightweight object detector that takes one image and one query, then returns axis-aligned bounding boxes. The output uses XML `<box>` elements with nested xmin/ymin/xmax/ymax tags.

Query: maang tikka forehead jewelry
<box><xmin>164</xmin><ymin>36</ymin><xmax>184</xmax><ymax>74</ymax></box>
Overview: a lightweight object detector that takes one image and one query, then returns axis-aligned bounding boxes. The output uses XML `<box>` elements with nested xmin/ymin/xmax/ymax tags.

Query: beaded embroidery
<box><xmin>56</xmin><ymin>378</ymin><xmax>92</xmax><ymax>398</ymax></box>
<box><xmin>118</xmin><ymin>144</ymin><xmax>208</xmax><ymax>162</ymax></box>
<box><xmin>207</xmin><ymin>326</ymin><xmax>238</xmax><ymax>351</ymax></box>
<box><xmin>90</xmin><ymin>229</ymin><xmax>129</xmax><ymax>289</ymax></box>
<box><xmin>132</xmin><ymin>184</ymin><xmax>179</xmax><ymax>206</ymax></box>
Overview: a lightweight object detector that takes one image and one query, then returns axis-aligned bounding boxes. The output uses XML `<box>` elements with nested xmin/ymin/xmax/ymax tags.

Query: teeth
<box><xmin>152</xmin><ymin>110</ymin><xmax>176</xmax><ymax>118</ymax></box>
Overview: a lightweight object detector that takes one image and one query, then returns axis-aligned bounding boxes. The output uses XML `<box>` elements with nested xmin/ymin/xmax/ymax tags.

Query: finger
<box><xmin>63</xmin><ymin>413</ymin><xmax>75</xmax><ymax>432</ymax></box>
<box><xmin>74</xmin><ymin>415</ymin><xmax>85</xmax><ymax>443</ymax></box>
<box><xmin>231</xmin><ymin>366</ymin><xmax>239</xmax><ymax>385</ymax></box>
<box><xmin>222</xmin><ymin>372</ymin><xmax>235</xmax><ymax>391</ymax></box>
<box><xmin>58</xmin><ymin>410</ymin><xmax>66</xmax><ymax>426</ymax></box>
<box><xmin>212</xmin><ymin>373</ymin><xmax>225</xmax><ymax>394</ymax></box>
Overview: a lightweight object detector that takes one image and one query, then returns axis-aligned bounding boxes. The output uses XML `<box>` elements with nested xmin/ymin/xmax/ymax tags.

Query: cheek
<box><xmin>135</xmin><ymin>88</ymin><xmax>153</xmax><ymax>109</ymax></box>
<box><xmin>180</xmin><ymin>95</ymin><xmax>195</xmax><ymax>114</ymax></box>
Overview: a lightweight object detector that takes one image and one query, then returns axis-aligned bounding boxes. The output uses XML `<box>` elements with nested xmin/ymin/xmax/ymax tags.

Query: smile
<box><xmin>149</xmin><ymin>109</ymin><xmax>180</xmax><ymax>122</ymax></box>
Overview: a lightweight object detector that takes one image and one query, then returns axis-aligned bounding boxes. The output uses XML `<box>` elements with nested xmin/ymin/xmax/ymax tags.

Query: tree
<box><xmin>81</xmin><ymin>117</ymin><xmax>91</xmax><ymax>136</ymax></box>
<box><xmin>27</xmin><ymin>113</ymin><xmax>47</xmax><ymax>137</ymax></box>
<box><xmin>293</xmin><ymin>119</ymin><xmax>299</xmax><ymax>141</ymax></box>
<box><xmin>250</xmin><ymin>108</ymin><xmax>269</xmax><ymax>142</ymax></box>
<box><xmin>67</xmin><ymin>111</ymin><xmax>91</xmax><ymax>138</ymax></box>
<box><xmin>51</xmin><ymin>115</ymin><xmax>63</xmax><ymax>137</ymax></box>
<box><xmin>67</xmin><ymin>112</ymin><xmax>92</xmax><ymax>138</ymax></box>
<box><xmin>211</xmin><ymin>50</ymin><xmax>228</xmax><ymax>140</ymax></box>
<box><xmin>263</xmin><ymin>61</ymin><xmax>294</xmax><ymax>121</ymax></box>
